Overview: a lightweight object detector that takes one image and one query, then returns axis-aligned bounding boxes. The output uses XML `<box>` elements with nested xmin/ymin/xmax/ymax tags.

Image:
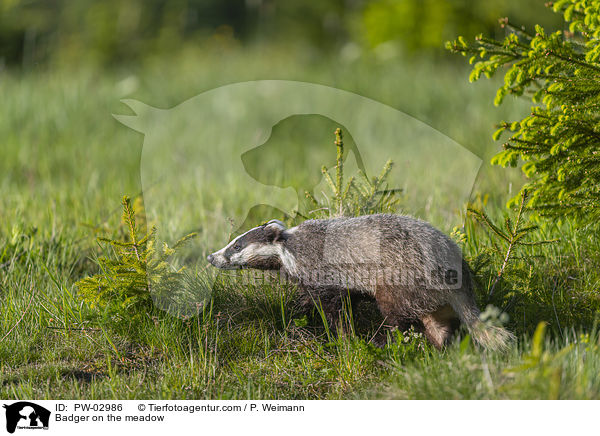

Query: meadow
<box><xmin>1</xmin><ymin>45</ymin><xmax>600</xmax><ymax>399</ymax></box>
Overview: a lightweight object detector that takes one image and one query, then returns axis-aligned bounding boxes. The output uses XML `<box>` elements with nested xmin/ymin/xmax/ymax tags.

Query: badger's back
<box><xmin>284</xmin><ymin>214</ymin><xmax>466</xmax><ymax>298</ymax></box>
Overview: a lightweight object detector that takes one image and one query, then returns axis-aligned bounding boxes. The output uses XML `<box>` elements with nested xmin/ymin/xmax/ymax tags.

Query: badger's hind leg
<box><xmin>420</xmin><ymin>305</ymin><xmax>461</xmax><ymax>349</ymax></box>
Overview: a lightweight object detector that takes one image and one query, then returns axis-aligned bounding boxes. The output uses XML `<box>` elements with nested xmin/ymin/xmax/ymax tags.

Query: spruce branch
<box><xmin>448</xmin><ymin>0</ymin><xmax>600</xmax><ymax>224</ymax></box>
<box><xmin>306</xmin><ymin>128</ymin><xmax>402</xmax><ymax>218</ymax></box>
<box><xmin>76</xmin><ymin>197</ymin><xmax>196</xmax><ymax>320</ymax></box>
<box><xmin>468</xmin><ymin>190</ymin><xmax>558</xmax><ymax>298</ymax></box>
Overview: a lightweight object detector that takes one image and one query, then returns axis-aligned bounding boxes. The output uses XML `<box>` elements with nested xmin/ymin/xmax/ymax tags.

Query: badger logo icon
<box><xmin>3</xmin><ymin>402</ymin><xmax>50</xmax><ymax>433</ymax></box>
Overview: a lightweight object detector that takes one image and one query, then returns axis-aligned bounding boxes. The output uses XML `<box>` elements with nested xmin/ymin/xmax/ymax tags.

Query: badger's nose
<box><xmin>207</xmin><ymin>254</ymin><xmax>214</xmax><ymax>264</ymax></box>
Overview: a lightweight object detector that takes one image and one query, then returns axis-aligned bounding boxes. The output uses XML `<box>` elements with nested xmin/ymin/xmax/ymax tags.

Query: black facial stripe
<box><xmin>228</xmin><ymin>227</ymin><xmax>272</xmax><ymax>252</ymax></box>
<box><xmin>223</xmin><ymin>244</ymin><xmax>238</xmax><ymax>259</ymax></box>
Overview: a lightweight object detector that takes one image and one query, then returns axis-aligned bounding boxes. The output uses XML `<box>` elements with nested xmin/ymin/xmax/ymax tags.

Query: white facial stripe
<box><xmin>229</xmin><ymin>251</ymin><xmax>245</xmax><ymax>264</ymax></box>
<box><xmin>237</xmin><ymin>243</ymin><xmax>279</xmax><ymax>262</ymax></box>
<box><xmin>213</xmin><ymin>247</ymin><xmax>226</xmax><ymax>257</ymax></box>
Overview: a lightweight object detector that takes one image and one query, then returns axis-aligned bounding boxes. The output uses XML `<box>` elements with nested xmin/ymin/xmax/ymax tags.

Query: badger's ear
<box><xmin>264</xmin><ymin>220</ymin><xmax>287</xmax><ymax>242</ymax></box>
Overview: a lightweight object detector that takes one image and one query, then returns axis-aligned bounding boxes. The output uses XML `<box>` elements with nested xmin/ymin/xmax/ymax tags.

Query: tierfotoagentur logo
<box><xmin>2</xmin><ymin>402</ymin><xmax>50</xmax><ymax>434</ymax></box>
<box><xmin>114</xmin><ymin>80</ymin><xmax>482</xmax><ymax>317</ymax></box>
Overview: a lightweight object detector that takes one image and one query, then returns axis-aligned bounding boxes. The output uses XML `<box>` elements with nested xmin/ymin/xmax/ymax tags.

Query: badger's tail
<box><xmin>450</xmin><ymin>294</ymin><xmax>516</xmax><ymax>352</ymax></box>
<box><xmin>467</xmin><ymin>321</ymin><xmax>516</xmax><ymax>351</ymax></box>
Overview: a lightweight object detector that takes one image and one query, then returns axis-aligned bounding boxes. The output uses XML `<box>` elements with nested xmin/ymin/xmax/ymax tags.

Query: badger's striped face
<box><xmin>207</xmin><ymin>220</ymin><xmax>287</xmax><ymax>270</ymax></box>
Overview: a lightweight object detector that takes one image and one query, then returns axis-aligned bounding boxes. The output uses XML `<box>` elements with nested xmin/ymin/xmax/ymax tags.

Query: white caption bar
<box><xmin>0</xmin><ymin>400</ymin><xmax>593</xmax><ymax>436</ymax></box>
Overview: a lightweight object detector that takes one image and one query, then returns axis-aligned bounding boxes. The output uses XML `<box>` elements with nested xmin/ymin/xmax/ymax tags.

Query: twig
<box><xmin>488</xmin><ymin>238</ymin><xmax>516</xmax><ymax>298</ymax></box>
<box><xmin>368</xmin><ymin>316</ymin><xmax>388</xmax><ymax>345</ymax></box>
<box><xmin>307</xmin><ymin>207</ymin><xmax>329</xmax><ymax>215</ymax></box>
<box><xmin>488</xmin><ymin>191</ymin><xmax>527</xmax><ymax>297</ymax></box>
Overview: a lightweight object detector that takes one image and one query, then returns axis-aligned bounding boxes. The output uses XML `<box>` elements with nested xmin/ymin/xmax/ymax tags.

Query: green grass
<box><xmin>1</xmin><ymin>45</ymin><xmax>599</xmax><ymax>399</ymax></box>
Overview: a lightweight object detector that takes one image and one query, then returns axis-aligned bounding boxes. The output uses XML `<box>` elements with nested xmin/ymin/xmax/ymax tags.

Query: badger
<box><xmin>207</xmin><ymin>214</ymin><xmax>514</xmax><ymax>350</ymax></box>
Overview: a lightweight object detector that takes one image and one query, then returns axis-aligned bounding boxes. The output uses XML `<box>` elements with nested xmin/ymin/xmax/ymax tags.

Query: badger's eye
<box><xmin>233</xmin><ymin>242</ymin><xmax>242</xmax><ymax>251</ymax></box>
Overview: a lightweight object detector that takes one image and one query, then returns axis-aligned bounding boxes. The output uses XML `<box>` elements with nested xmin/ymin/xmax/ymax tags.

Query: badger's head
<box><xmin>207</xmin><ymin>220</ymin><xmax>288</xmax><ymax>270</ymax></box>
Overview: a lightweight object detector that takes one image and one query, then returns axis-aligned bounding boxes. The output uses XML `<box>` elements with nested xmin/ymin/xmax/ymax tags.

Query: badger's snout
<box><xmin>207</xmin><ymin>250</ymin><xmax>237</xmax><ymax>269</ymax></box>
<box><xmin>207</xmin><ymin>252</ymin><xmax>225</xmax><ymax>268</ymax></box>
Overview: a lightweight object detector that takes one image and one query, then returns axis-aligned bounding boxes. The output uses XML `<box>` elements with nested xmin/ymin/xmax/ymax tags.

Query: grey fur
<box><xmin>208</xmin><ymin>214</ymin><xmax>514</xmax><ymax>350</ymax></box>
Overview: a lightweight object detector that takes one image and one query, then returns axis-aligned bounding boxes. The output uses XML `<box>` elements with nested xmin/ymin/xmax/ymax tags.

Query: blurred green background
<box><xmin>1</xmin><ymin>0</ymin><xmax>561</xmax><ymax>68</ymax></box>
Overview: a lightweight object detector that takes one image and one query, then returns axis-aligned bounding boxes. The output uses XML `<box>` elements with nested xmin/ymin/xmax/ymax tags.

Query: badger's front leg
<box><xmin>296</xmin><ymin>285</ymin><xmax>346</xmax><ymax>332</ymax></box>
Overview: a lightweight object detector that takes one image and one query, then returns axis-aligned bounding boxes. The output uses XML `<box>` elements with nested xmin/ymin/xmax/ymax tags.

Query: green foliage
<box><xmin>447</xmin><ymin>1</ymin><xmax>600</xmax><ymax>223</ymax></box>
<box><xmin>75</xmin><ymin>196</ymin><xmax>196</xmax><ymax>321</ymax></box>
<box><xmin>361</xmin><ymin>0</ymin><xmax>452</xmax><ymax>51</ymax></box>
<box><xmin>304</xmin><ymin>128</ymin><xmax>402</xmax><ymax>218</ymax></box>
<box><xmin>384</xmin><ymin>327</ymin><xmax>433</xmax><ymax>363</ymax></box>
<box><xmin>360</xmin><ymin>0</ymin><xmax>562</xmax><ymax>53</ymax></box>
